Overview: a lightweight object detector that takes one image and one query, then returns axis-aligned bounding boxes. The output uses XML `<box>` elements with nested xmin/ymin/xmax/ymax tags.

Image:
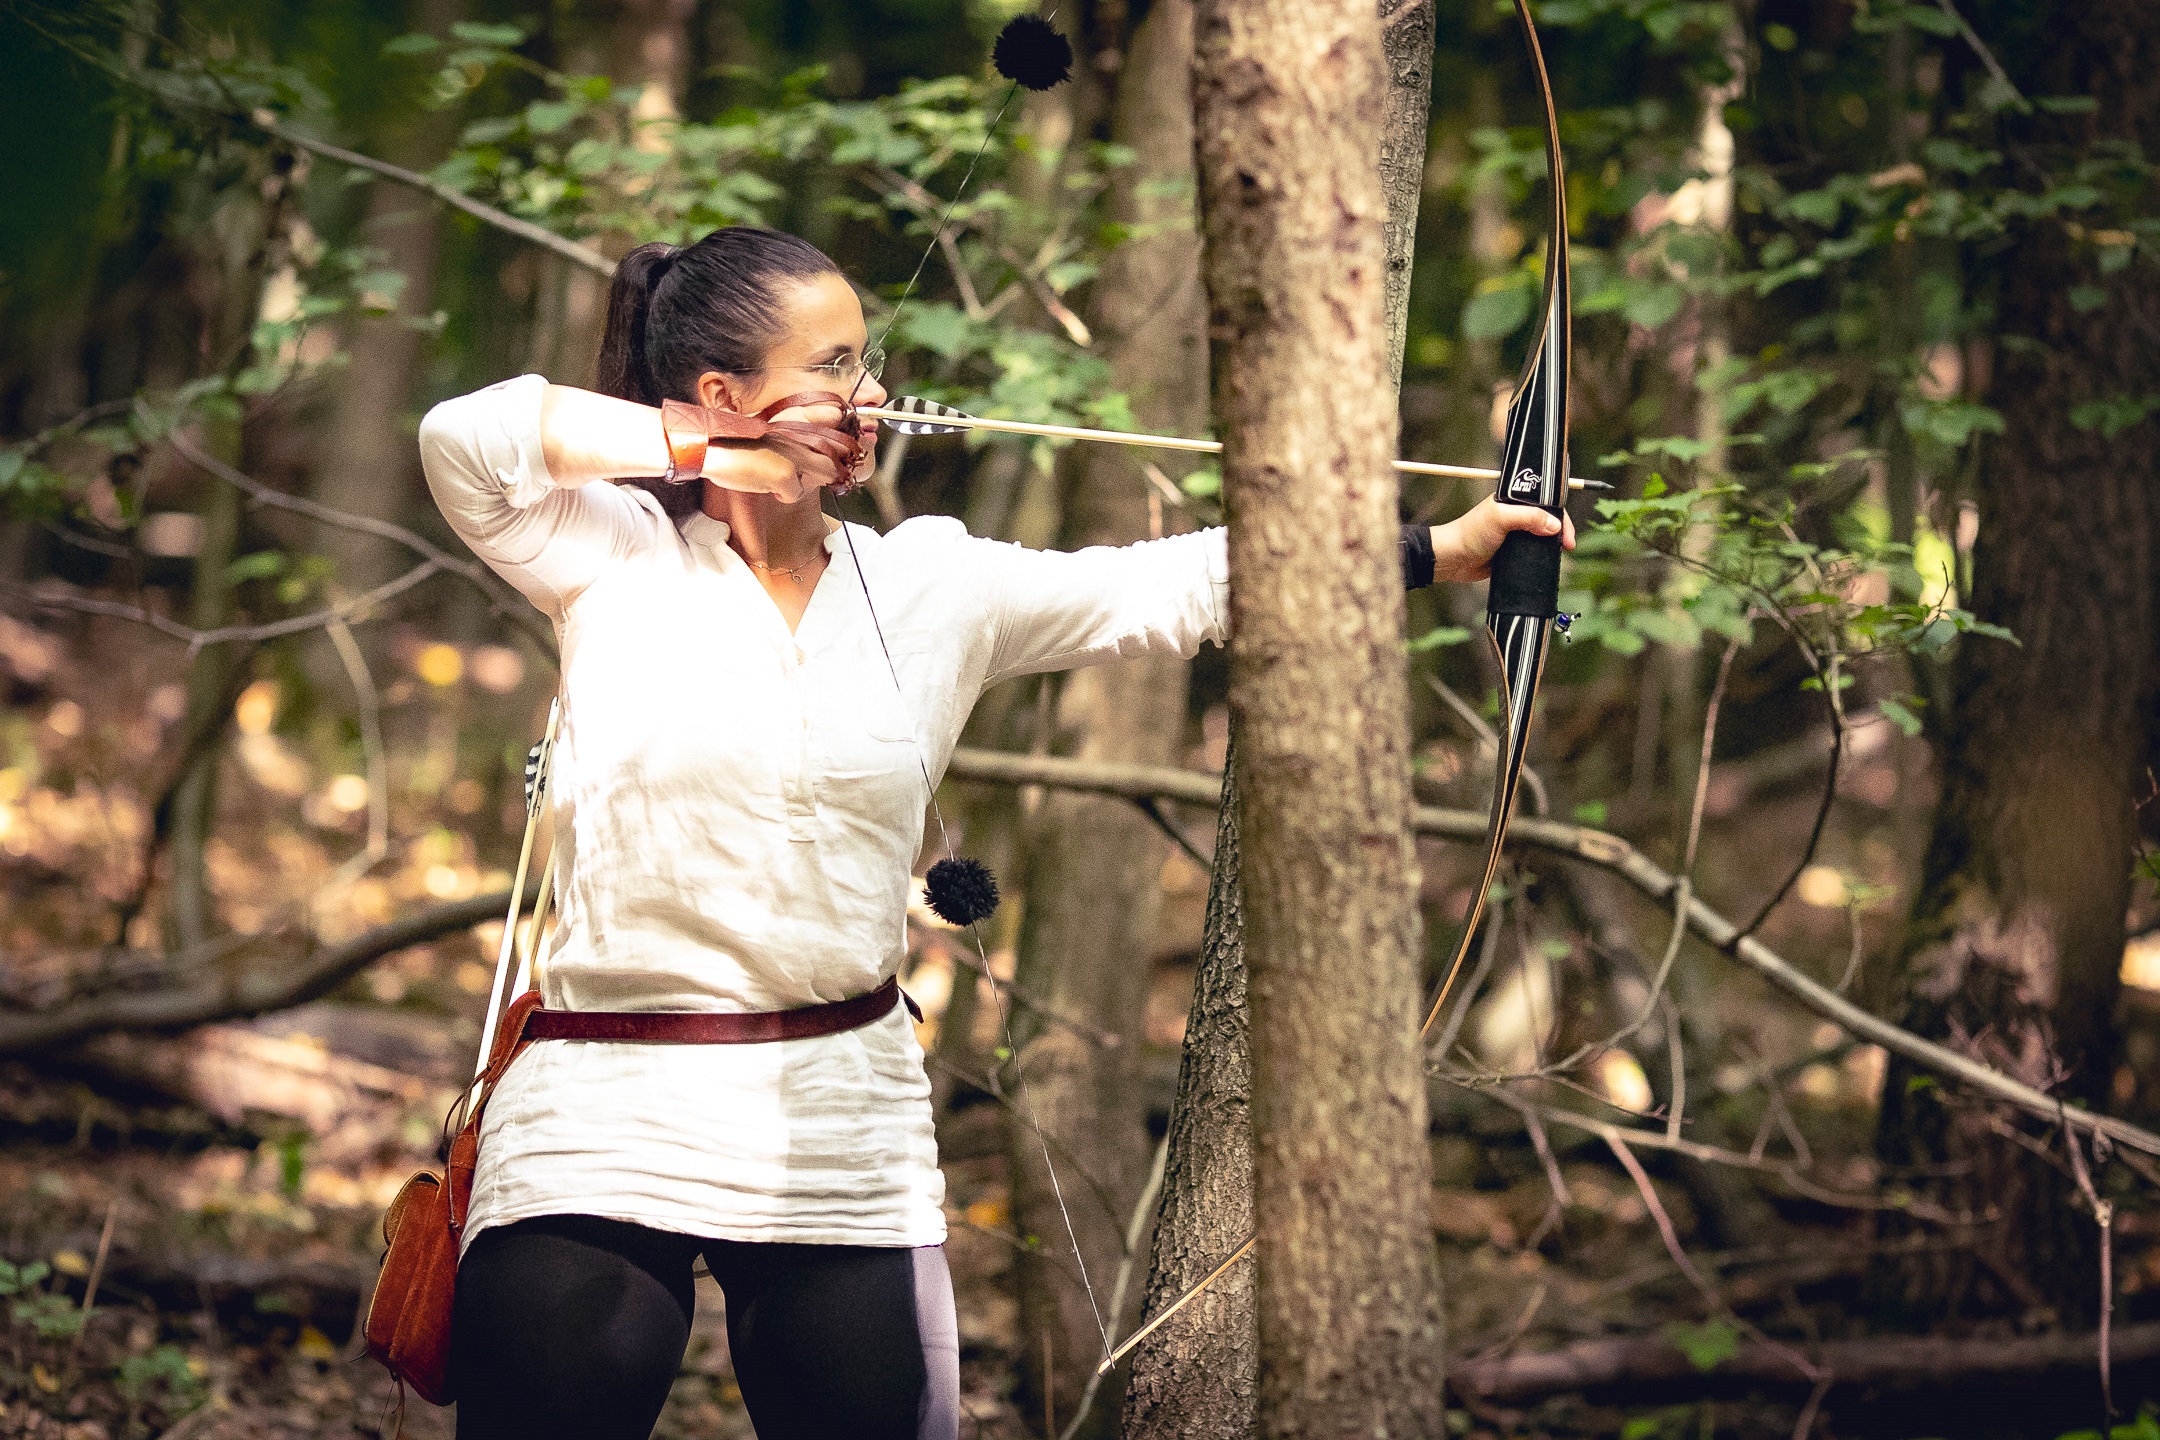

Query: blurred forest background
<box><xmin>0</xmin><ymin>0</ymin><xmax>2156</xmax><ymax>1437</ymax></box>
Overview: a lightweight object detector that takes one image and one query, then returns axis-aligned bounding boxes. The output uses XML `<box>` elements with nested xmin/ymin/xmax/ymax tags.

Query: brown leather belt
<box><xmin>520</xmin><ymin>977</ymin><xmax>919</xmax><ymax>1045</ymax></box>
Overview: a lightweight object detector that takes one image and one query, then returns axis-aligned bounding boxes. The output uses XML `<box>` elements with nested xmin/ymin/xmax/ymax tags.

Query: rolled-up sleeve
<box><xmin>972</xmin><ymin>526</ymin><xmax>1229</xmax><ymax>682</ymax></box>
<box><xmin>418</xmin><ymin>374</ymin><xmax>657</xmax><ymax>619</ymax></box>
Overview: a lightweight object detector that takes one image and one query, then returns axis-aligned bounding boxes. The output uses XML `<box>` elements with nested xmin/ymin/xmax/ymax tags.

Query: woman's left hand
<box><xmin>1431</xmin><ymin>496</ymin><xmax>1577</xmax><ymax>585</ymax></box>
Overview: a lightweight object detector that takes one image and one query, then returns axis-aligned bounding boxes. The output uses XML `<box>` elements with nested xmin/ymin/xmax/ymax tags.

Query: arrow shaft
<box><xmin>853</xmin><ymin>405</ymin><xmax>1598</xmax><ymax>489</ymax></box>
<box><xmin>1094</xmin><ymin>1233</ymin><xmax>1255</xmax><ymax>1376</ymax></box>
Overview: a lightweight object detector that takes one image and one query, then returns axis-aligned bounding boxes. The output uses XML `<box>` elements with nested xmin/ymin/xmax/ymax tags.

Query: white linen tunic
<box><xmin>419</xmin><ymin>375</ymin><xmax>1228</xmax><ymax>1251</ymax></box>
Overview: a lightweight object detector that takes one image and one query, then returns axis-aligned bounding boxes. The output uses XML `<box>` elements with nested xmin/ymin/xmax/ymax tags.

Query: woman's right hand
<box><xmin>699</xmin><ymin>442</ymin><xmax>833</xmax><ymax>503</ymax></box>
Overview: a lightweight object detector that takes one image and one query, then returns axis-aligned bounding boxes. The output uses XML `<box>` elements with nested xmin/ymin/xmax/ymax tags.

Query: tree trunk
<box><xmin>1193</xmin><ymin>2</ymin><xmax>1443</xmax><ymax>1436</ymax></box>
<box><xmin>1007</xmin><ymin>2</ymin><xmax>1210</xmax><ymax>1429</ymax></box>
<box><xmin>1875</xmin><ymin>0</ymin><xmax>2160</xmax><ymax>1329</ymax></box>
<box><xmin>169</xmin><ymin>179</ymin><xmax>295</xmax><ymax>947</ymax></box>
<box><xmin>310</xmin><ymin>0</ymin><xmax>460</xmax><ymax>596</ymax></box>
<box><xmin>1124</xmin><ymin>4</ymin><xmax>1435</xmax><ymax>1432</ymax></box>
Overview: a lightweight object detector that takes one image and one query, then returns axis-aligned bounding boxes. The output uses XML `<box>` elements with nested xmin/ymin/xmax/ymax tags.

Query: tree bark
<box><xmin>1875</xmin><ymin>0</ymin><xmax>2160</xmax><ymax>1328</ymax></box>
<box><xmin>1121</xmin><ymin>759</ymin><xmax>1258</xmax><ymax>1437</ymax></box>
<box><xmin>1007</xmin><ymin>2</ymin><xmax>1210</xmax><ymax>1429</ymax></box>
<box><xmin>1193</xmin><ymin>1</ymin><xmax>1443</xmax><ymax>1435</ymax></box>
<box><xmin>1377</xmin><ymin>0</ymin><xmax>1435</xmax><ymax>382</ymax></box>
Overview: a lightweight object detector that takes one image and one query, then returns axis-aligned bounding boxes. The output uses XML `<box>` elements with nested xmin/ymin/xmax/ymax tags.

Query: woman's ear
<box><xmin>695</xmin><ymin>370</ymin><xmax>744</xmax><ymax>411</ymax></box>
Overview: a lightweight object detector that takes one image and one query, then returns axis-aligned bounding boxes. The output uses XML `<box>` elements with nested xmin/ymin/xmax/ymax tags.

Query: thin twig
<box><xmin>1663</xmin><ymin>994</ymin><xmax>1687</xmax><ymax>1144</ymax></box>
<box><xmin>1548</xmin><ymin>634</ymin><xmax>1737</xmax><ymax>1076</ymax></box>
<box><xmin>1606</xmin><ymin>1133</ymin><xmax>1821</xmax><ymax>1385</ymax></box>
<box><xmin>1130</xmin><ymin>796</ymin><xmax>1211</xmax><ymax>870</ymax></box>
<box><xmin>319</xmin><ymin>616</ymin><xmax>389</xmax><ymax>902</ymax></box>
<box><xmin>7</xmin><ymin>561</ymin><xmax>443</xmax><ymax>653</ymax></box>
<box><xmin>1457</xmin><ymin>1083</ymin><xmax>1977</xmax><ymax>1226</ymax></box>
<box><xmin>262</xmin><ymin>121</ymin><xmax>614</xmax><ymax>276</ymax></box>
<box><xmin>1484</xmin><ymin>1084</ymin><xmax>1573</xmax><ymax>1245</ymax></box>
<box><xmin>922</xmin><ymin>1054</ymin><xmax>1124</xmax><ymax>1234</ymax></box>
<box><xmin>62</xmin><ymin>1200</ymin><xmax>119</xmax><ymax>1374</ymax></box>
<box><xmin>2062</xmin><ymin>1112</ymin><xmax>2115</xmax><ymax>1427</ymax></box>
<box><xmin>1835</xmin><ymin>899</ymin><xmax>1868</xmax><ymax>994</ymax></box>
<box><xmin>1931</xmin><ymin>0</ymin><xmax>2031</xmax><ymax>110</ymax></box>
<box><xmin>167</xmin><ymin>424</ymin><xmax>556</xmax><ymax>656</ymax></box>
<box><xmin>1463</xmin><ymin>1284</ymin><xmax>1549</xmax><ymax>1365</ymax></box>
<box><xmin>1426</xmin><ymin>673</ymin><xmax>1549</xmax><ymax>816</ymax></box>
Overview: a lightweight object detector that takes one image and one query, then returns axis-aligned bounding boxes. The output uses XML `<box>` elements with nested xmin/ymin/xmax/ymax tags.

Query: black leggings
<box><xmin>452</xmin><ymin>1214</ymin><xmax>959</xmax><ymax>1440</ymax></box>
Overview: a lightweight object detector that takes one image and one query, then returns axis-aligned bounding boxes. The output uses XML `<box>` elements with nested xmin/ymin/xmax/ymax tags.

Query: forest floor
<box><xmin>4</xmin><ymin>998</ymin><xmax>2158</xmax><ymax>1440</ymax></box>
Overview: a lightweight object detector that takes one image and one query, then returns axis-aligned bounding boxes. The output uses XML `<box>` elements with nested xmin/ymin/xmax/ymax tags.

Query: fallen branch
<box><xmin>940</xmin><ymin>747</ymin><xmax>2160</xmax><ymax>1159</ymax></box>
<box><xmin>0</xmin><ymin>889</ymin><xmax>533</xmax><ymax>1056</ymax></box>
<box><xmin>1453</xmin><ymin>1321</ymin><xmax>2160</xmax><ymax>1403</ymax></box>
<box><xmin>26</xmin><ymin>1244</ymin><xmax>373</xmax><ymax>1340</ymax></box>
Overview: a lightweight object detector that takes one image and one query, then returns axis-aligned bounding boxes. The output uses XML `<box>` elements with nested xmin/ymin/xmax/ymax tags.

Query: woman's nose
<box><xmin>858</xmin><ymin>370</ymin><xmax>889</xmax><ymax>408</ymax></box>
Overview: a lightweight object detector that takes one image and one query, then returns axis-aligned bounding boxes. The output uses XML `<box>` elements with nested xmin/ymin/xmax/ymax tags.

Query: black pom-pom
<box><xmin>992</xmin><ymin>15</ymin><xmax>1073</xmax><ymax>92</ymax></box>
<box><xmin>925</xmin><ymin>857</ymin><xmax>1001</xmax><ymax>927</ymax></box>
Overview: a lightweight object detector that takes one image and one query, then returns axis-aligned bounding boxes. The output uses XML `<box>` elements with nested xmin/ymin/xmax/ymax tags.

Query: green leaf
<box><xmin>1408</xmin><ymin>626</ymin><xmax>1470</xmax><ymax>652</ymax></box>
<box><xmin>225</xmin><ymin>551</ymin><xmax>287</xmax><ymax>584</ymax></box>
<box><xmin>526</xmin><ymin>100</ymin><xmax>580</xmax><ymax>135</ymax></box>
<box><xmin>382</xmin><ymin>33</ymin><xmax>442</xmax><ymax>56</ymax></box>
<box><xmin>1627</xmin><ymin>608</ymin><xmax>1700</xmax><ymax>649</ymax></box>
<box><xmin>1786</xmin><ymin>187</ymin><xmax>1842</xmax><ymax>227</ymax></box>
<box><xmin>1902</xmin><ymin>400</ymin><xmax>2004</xmax><ymax>448</ymax></box>
<box><xmin>1622</xmin><ymin>283</ymin><xmax>1684</xmax><ymax>330</ymax></box>
<box><xmin>449</xmin><ymin>20</ymin><xmax>526</xmax><ymax>46</ymax></box>
<box><xmin>1572</xmin><ymin>800</ymin><xmax>1609</xmax><ymax>827</ymax></box>
<box><xmin>1664</xmin><ymin>1319</ymin><xmax>1740</xmax><ymax>1372</ymax></box>
<box><xmin>896</xmin><ymin>303</ymin><xmax>973</xmax><ymax>360</ymax></box>
<box><xmin>1463</xmin><ymin>284</ymin><xmax>1534</xmax><ymax>341</ymax></box>
<box><xmin>1877</xmin><ymin>696</ymin><xmax>1924</xmax><ymax>738</ymax></box>
<box><xmin>2070</xmin><ymin>395</ymin><xmax>2160</xmax><ymax>439</ymax></box>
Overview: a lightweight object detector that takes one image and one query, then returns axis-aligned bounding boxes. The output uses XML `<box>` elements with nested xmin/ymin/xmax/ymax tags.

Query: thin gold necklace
<box><xmin>736</xmin><ymin>548</ymin><xmax>823</xmax><ymax>582</ymax></box>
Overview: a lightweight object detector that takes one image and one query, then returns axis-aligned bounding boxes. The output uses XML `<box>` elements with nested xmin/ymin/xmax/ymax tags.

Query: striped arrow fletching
<box><xmin>523</xmin><ymin>738</ymin><xmax>551</xmax><ymax>813</ymax></box>
<box><xmin>881</xmin><ymin>396</ymin><xmax>973</xmax><ymax>435</ymax></box>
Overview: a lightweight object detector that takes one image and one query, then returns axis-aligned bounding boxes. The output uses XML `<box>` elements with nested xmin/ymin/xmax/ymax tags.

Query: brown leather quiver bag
<box><xmin>364</xmin><ymin>989</ymin><xmax>545</xmax><ymax>1405</ymax></box>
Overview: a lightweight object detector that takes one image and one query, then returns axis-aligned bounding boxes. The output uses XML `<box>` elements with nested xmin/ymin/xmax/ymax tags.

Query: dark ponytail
<box><xmin>596</xmin><ymin>228</ymin><xmax>842</xmax><ymax>517</ymax></box>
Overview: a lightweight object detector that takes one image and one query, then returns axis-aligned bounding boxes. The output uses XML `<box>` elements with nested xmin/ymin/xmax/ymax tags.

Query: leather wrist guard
<box><xmin>657</xmin><ymin>394</ymin><xmax>863</xmax><ymax>488</ymax></box>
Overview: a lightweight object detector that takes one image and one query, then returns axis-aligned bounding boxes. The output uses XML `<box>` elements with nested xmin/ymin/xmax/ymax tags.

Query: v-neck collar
<box><xmin>678</xmin><ymin>512</ymin><xmax>857</xmax><ymax>646</ymax></box>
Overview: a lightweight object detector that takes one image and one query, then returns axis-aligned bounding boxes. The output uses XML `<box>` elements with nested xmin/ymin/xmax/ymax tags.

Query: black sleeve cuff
<box><xmin>1400</xmin><ymin>523</ymin><xmax>1435</xmax><ymax>590</ymax></box>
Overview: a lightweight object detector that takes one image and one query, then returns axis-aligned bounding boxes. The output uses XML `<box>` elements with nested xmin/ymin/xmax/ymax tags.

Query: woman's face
<box><xmin>702</xmin><ymin>271</ymin><xmax>888</xmax><ymax>485</ymax></box>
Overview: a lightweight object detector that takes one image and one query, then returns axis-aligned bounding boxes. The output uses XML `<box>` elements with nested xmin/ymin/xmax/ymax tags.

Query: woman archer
<box><xmin>420</xmin><ymin>224</ymin><xmax>1573</xmax><ymax>1440</ymax></box>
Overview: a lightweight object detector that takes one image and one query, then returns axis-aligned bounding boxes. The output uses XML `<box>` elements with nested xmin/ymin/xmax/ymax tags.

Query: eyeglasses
<box><xmin>739</xmin><ymin>346</ymin><xmax>886</xmax><ymax>387</ymax></box>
